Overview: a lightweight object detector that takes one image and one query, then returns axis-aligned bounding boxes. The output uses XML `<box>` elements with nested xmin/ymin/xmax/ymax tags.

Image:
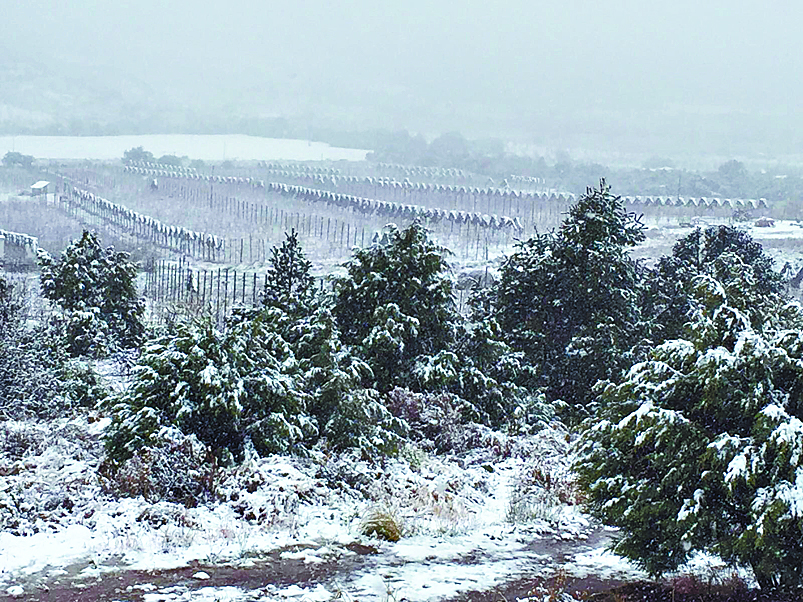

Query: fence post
<box><xmin>161</xmin><ymin>260</ymin><xmax>167</xmax><ymax>302</ymax></box>
<box><xmin>223</xmin><ymin>268</ymin><xmax>229</xmax><ymax>321</ymax></box>
<box><xmin>216</xmin><ymin>268</ymin><xmax>221</xmax><ymax>325</ymax></box>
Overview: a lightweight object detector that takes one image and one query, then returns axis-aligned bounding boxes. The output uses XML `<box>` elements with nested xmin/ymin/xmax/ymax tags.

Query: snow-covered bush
<box><xmin>385</xmin><ymin>387</ymin><xmax>472</xmax><ymax>453</ymax></box>
<box><xmin>333</xmin><ymin>221</ymin><xmax>456</xmax><ymax>391</ymax></box>
<box><xmin>0</xmin><ymin>275</ymin><xmax>99</xmax><ymax>419</ymax></box>
<box><xmin>0</xmin><ymin>420</ymin><xmax>102</xmax><ymax>536</ymax></box>
<box><xmin>575</xmin><ymin>253</ymin><xmax>803</xmax><ymax>591</ymax></box>
<box><xmin>63</xmin><ymin>360</ymin><xmax>109</xmax><ymax>409</ymax></box>
<box><xmin>0</xmin><ymin>422</ymin><xmax>46</xmax><ymax>460</ymax></box>
<box><xmin>62</xmin><ymin>308</ymin><xmax>113</xmax><ymax>358</ymax></box>
<box><xmin>105</xmin><ymin>312</ymin><xmax>314</xmax><ymax>467</ymax></box>
<box><xmin>290</xmin><ymin>306</ymin><xmax>407</xmax><ymax>457</ymax></box>
<box><xmin>0</xmin><ymin>321</ymin><xmax>68</xmax><ymax>419</ymax></box>
<box><xmin>646</xmin><ymin>225</ymin><xmax>786</xmax><ymax>343</ymax></box>
<box><xmin>99</xmin><ymin>427</ymin><xmax>219</xmax><ymax>506</ymax></box>
<box><xmin>332</xmin><ymin>221</ymin><xmax>534</xmax><ymax>429</ymax></box>
<box><xmin>360</xmin><ymin>505</ymin><xmax>404</xmax><ymax>541</ymax></box>
<box><xmin>315</xmin><ymin>448</ymin><xmax>379</xmax><ymax>497</ymax></box>
<box><xmin>39</xmin><ymin>230</ymin><xmax>144</xmax><ymax>356</ymax></box>
<box><xmin>324</xmin><ymin>387</ymin><xmax>407</xmax><ymax>457</ymax></box>
<box><xmin>429</xmin><ymin>318</ymin><xmax>535</xmax><ymax>426</ymax></box>
<box><xmin>0</xmin><ymin>274</ymin><xmax>23</xmax><ymax>334</ymax></box>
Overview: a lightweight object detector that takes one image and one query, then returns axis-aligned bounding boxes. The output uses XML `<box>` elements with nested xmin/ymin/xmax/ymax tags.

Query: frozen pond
<box><xmin>0</xmin><ymin>135</ymin><xmax>370</xmax><ymax>162</ymax></box>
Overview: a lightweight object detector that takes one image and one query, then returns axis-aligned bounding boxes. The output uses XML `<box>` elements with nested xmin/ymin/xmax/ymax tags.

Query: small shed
<box><xmin>30</xmin><ymin>181</ymin><xmax>49</xmax><ymax>196</ymax></box>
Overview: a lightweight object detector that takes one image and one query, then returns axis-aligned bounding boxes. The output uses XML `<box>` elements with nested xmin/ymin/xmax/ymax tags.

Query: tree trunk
<box><xmin>751</xmin><ymin>563</ymin><xmax>776</xmax><ymax>592</ymax></box>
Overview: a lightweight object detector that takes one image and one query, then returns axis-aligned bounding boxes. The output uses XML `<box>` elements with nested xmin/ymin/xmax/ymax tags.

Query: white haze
<box><xmin>0</xmin><ymin>0</ymin><xmax>801</xmax><ymax>157</ymax></box>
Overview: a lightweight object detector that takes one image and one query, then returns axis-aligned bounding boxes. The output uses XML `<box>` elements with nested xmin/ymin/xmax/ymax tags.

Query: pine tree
<box><xmin>333</xmin><ymin>222</ymin><xmax>456</xmax><ymax>391</ymax></box>
<box><xmin>291</xmin><ymin>306</ymin><xmax>407</xmax><ymax>456</ymax></box>
<box><xmin>105</xmin><ymin>313</ymin><xmax>313</xmax><ymax>465</ymax></box>
<box><xmin>495</xmin><ymin>180</ymin><xmax>646</xmax><ymax>415</ymax></box>
<box><xmin>0</xmin><ymin>275</ymin><xmax>87</xmax><ymax>419</ymax></box>
<box><xmin>647</xmin><ymin>225</ymin><xmax>786</xmax><ymax>343</ymax></box>
<box><xmin>411</xmin><ymin>318</ymin><xmax>532</xmax><ymax>426</ymax></box>
<box><xmin>0</xmin><ymin>275</ymin><xmax>23</xmax><ymax>342</ymax></box>
<box><xmin>39</xmin><ymin>230</ymin><xmax>144</xmax><ymax>355</ymax></box>
<box><xmin>575</xmin><ymin>252</ymin><xmax>803</xmax><ymax>591</ymax></box>
<box><xmin>262</xmin><ymin>229</ymin><xmax>315</xmax><ymax>318</ymax></box>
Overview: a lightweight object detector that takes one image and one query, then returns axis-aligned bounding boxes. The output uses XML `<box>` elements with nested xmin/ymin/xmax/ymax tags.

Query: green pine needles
<box><xmin>495</xmin><ymin>179</ymin><xmax>646</xmax><ymax>417</ymax></box>
<box><xmin>575</xmin><ymin>249</ymin><xmax>803</xmax><ymax>591</ymax></box>
<box><xmin>39</xmin><ymin>230</ymin><xmax>144</xmax><ymax>356</ymax></box>
<box><xmin>262</xmin><ymin>228</ymin><xmax>316</xmax><ymax>317</ymax></box>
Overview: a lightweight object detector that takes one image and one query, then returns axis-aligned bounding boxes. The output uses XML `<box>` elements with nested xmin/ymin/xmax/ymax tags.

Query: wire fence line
<box><xmin>143</xmin><ymin>257</ymin><xmax>330</xmax><ymax>325</ymax></box>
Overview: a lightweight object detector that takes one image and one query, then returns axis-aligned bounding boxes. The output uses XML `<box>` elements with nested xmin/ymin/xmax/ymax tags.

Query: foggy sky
<box><xmin>1</xmin><ymin>1</ymin><xmax>801</xmax><ymax>155</ymax></box>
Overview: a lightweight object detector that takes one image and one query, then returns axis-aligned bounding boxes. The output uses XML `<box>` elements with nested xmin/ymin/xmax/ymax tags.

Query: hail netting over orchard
<box><xmin>122</xmin><ymin>160</ymin><xmax>769</xmax><ymax>227</ymax></box>
<box><xmin>120</xmin><ymin>165</ymin><xmax>528</xmax><ymax>240</ymax></box>
<box><xmin>48</xmin><ymin>172</ymin><xmax>512</xmax><ymax>264</ymax></box>
<box><xmin>56</xmin><ymin>162</ymin><xmax>540</xmax><ymax>263</ymax></box>
<box><xmin>57</xmin><ymin>184</ymin><xmax>226</xmax><ymax>260</ymax></box>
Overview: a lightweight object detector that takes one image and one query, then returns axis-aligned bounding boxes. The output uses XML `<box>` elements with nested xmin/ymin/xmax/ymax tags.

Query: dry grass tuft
<box><xmin>359</xmin><ymin>506</ymin><xmax>404</xmax><ymax>542</ymax></box>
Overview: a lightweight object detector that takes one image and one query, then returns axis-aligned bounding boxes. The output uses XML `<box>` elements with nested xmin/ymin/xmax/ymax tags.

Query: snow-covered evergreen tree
<box><xmin>412</xmin><ymin>318</ymin><xmax>532</xmax><ymax>426</ymax></box>
<box><xmin>229</xmin><ymin>308</ymin><xmax>317</xmax><ymax>456</ymax></box>
<box><xmin>105</xmin><ymin>313</ymin><xmax>312</xmax><ymax>465</ymax></box>
<box><xmin>332</xmin><ymin>221</ymin><xmax>531</xmax><ymax>428</ymax></box>
<box><xmin>575</xmin><ymin>252</ymin><xmax>803</xmax><ymax>591</ymax></box>
<box><xmin>39</xmin><ymin>230</ymin><xmax>144</xmax><ymax>356</ymax></box>
<box><xmin>262</xmin><ymin>228</ymin><xmax>316</xmax><ymax>318</ymax></box>
<box><xmin>0</xmin><ymin>274</ymin><xmax>21</xmax><ymax>335</ymax></box>
<box><xmin>646</xmin><ymin>225</ymin><xmax>786</xmax><ymax>343</ymax></box>
<box><xmin>495</xmin><ymin>180</ymin><xmax>646</xmax><ymax>416</ymax></box>
<box><xmin>0</xmin><ymin>275</ymin><xmax>98</xmax><ymax>418</ymax></box>
<box><xmin>332</xmin><ymin>222</ymin><xmax>456</xmax><ymax>391</ymax></box>
<box><xmin>291</xmin><ymin>306</ymin><xmax>407</xmax><ymax>456</ymax></box>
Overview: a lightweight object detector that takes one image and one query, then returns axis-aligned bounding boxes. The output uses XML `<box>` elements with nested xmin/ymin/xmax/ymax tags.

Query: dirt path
<box><xmin>11</xmin><ymin>543</ymin><xmax>378</xmax><ymax>602</ymax></box>
<box><xmin>9</xmin><ymin>531</ymin><xmax>630</xmax><ymax>601</ymax></box>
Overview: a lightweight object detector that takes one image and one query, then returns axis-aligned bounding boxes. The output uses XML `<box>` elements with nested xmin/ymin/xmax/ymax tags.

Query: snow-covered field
<box><xmin>0</xmin><ymin>390</ymin><xmax>748</xmax><ymax>601</ymax></box>
<box><xmin>0</xmin><ymin>135</ymin><xmax>369</xmax><ymax>162</ymax></box>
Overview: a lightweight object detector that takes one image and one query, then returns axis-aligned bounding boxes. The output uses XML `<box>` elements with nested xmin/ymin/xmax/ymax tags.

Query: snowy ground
<box><xmin>0</xmin><ymin>395</ymin><xmax>749</xmax><ymax>602</ymax></box>
<box><xmin>0</xmin><ymin>385</ymin><xmax>654</xmax><ymax>602</ymax></box>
